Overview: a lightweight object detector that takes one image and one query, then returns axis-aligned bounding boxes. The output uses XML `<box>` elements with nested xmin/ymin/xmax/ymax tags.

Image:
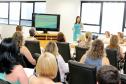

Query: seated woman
<box><xmin>102</xmin><ymin>31</ymin><xmax>111</xmax><ymax>44</ymax></box>
<box><xmin>29</xmin><ymin>52</ymin><xmax>62</xmax><ymax>84</ymax></box>
<box><xmin>78</xmin><ymin>32</ymin><xmax>92</xmax><ymax>49</ymax></box>
<box><xmin>12</xmin><ymin>31</ymin><xmax>36</xmax><ymax>66</ymax></box>
<box><xmin>45</xmin><ymin>41</ymin><xmax>69</xmax><ymax>83</ymax></box>
<box><xmin>80</xmin><ymin>39</ymin><xmax>110</xmax><ymax>70</ymax></box>
<box><xmin>106</xmin><ymin>35</ymin><xmax>124</xmax><ymax>61</ymax></box>
<box><xmin>117</xmin><ymin>32</ymin><xmax>125</xmax><ymax>44</ymax></box>
<box><xmin>57</xmin><ymin>32</ymin><xmax>66</xmax><ymax>42</ymax></box>
<box><xmin>0</xmin><ymin>38</ymin><xmax>28</xmax><ymax>84</ymax></box>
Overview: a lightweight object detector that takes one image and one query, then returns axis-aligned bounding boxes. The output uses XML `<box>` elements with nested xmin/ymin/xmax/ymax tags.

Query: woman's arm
<box><xmin>15</xmin><ymin>65</ymin><xmax>29</xmax><ymax>84</ymax></box>
<box><xmin>57</xmin><ymin>55</ymin><xmax>69</xmax><ymax>73</ymax></box>
<box><xmin>80</xmin><ymin>55</ymin><xmax>86</xmax><ymax>63</ymax></box>
<box><xmin>119</xmin><ymin>47</ymin><xmax>125</xmax><ymax>59</ymax></box>
<box><xmin>102</xmin><ymin>56</ymin><xmax>110</xmax><ymax>65</ymax></box>
<box><xmin>20</xmin><ymin>46</ymin><xmax>36</xmax><ymax>65</ymax></box>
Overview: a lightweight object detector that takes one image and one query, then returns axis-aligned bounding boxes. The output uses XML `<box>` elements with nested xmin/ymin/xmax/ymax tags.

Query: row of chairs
<box><xmin>68</xmin><ymin>60</ymin><xmax>126</xmax><ymax>84</ymax></box>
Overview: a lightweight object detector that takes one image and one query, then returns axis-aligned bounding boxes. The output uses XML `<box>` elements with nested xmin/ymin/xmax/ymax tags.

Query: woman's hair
<box><xmin>36</xmin><ymin>52</ymin><xmax>58</xmax><ymax>79</ymax></box>
<box><xmin>97</xmin><ymin>65</ymin><xmax>120</xmax><ymax>84</ymax></box>
<box><xmin>57</xmin><ymin>32</ymin><xmax>65</xmax><ymax>42</ymax></box>
<box><xmin>109</xmin><ymin>35</ymin><xmax>119</xmax><ymax>49</ymax></box>
<box><xmin>85</xmin><ymin>32</ymin><xmax>92</xmax><ymax>40</ymax></box>
<box><xmin>29</xmin><ymin>28</ymin><xmax>36</xmax><ymax>37</ymax></box>
<box><xmin>78</xmin><ymin>34</ymin><xmax>85</xmax><ymax>42</ymax></box>
<box><xmin>105</xmin><ymin>31</ymin><xmax>110</xmax><ymax>37</ymax></box>
<box><xmin>0</xmin><ymin>38</ymin><xmax>18</xmax><ymax>74</ymax></box>
<box><xmin>45</xmin><ymin>41</ymin><xmax>59</xmax><ymax>56</ymax></box>
<box><xmin>16</xmin><ymin>25</ymin><xmax>22</xmax><ymax>32</ymax></box>
<box><xmin>86</xmin><ymin>39</ymin><xmax>104</xmax><ymax>59</ymax></box>
<box><xmin>12</xmin><ymin>31</ymin><xmax>23</xmax><ymax>47</ymax></box>
<box><xmin>75</xmin><ymin>16</ymin><xmax>81</xmax><ymax>24</ymax></box>
<box><xmin>118</xmin><ymin>32</ymin><xmax>124</xmax><ymax>39</ymax></box>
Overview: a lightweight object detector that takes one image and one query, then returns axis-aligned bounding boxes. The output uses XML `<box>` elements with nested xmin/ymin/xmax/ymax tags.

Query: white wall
<box><xmin>46</xmin><ymin>0</ymin><xmax>80</xmax><ymax>42</ymax></box>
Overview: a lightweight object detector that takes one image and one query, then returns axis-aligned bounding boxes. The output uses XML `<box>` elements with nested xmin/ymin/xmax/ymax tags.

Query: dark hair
<box><xmin>0</xmin><ymin>79</ymin><xmax>11</xmax><ymax>84</ymax></box>
<box><xmin>0</xmin><ymin>38</ymin><xmax>18</xmax><ymax>74</ymax></box>
<box><xmin>29</xmin><ymin>28</ymin><xmax>35</xmax><ymax>36</ymax></box>
<box><xmin>75</xmin><ymin>16</ymin><xmax>81</xmax><ymax>24</ymax></box>
<box><xmin>57</xmin><ymin>32</ymin><xmax>65</xmax><ymax>42</ymax></box>
<box><xmin>97</xmin><ymin>65</ymin><xmax>120</xmax><ymax>84</ymax></box>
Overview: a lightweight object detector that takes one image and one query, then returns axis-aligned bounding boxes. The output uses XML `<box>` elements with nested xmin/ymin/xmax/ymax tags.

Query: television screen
<box><xmin>32</xmin><ymin>13</ymin><xmax>60</xmax><ymax>33</ymax></box>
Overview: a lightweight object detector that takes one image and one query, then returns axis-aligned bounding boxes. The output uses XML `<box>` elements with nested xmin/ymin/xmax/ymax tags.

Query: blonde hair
<box><xmin>85</xmin><ymin>32</ymin><xmax>92</xmax><ymax>40</ymax></box>
<box><xmin>12</xmin><ymin>31</ymin><xmax>23</xmax><ymax>47</ymax></box>
<box><xmin>78</xmin><ymin>34</ymin><xmax>85</xmax><ymax>42</ymax></box>
<box><xmin>45</xmin><ymin>41</ymin><xmax>59</xmax><ymax>56</ymax></box>
<box><xmin>86</xmin><ymin>39</ymin><xmax>104</xmax><ymax>59</ymax></box>
<box><xmin>36</xmin><ymin>52</ymin><xmax>58</xmax><ymax>79</ymax></box>
<box><xmin>109</xmin><ymin>35</ymin><xmax>119</xmax><ymax>48</ymax></box>
<box><xmin>105</xmin><ymin>31</ymin><xmax>110</xmax><ymax>37</ymax></box>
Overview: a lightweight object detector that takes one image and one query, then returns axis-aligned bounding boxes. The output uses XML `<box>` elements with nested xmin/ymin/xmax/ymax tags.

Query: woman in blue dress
<box><xmin>73</xmin><ymin>16</ymin><xmax>83</xmax><ymax>41</ymax></box>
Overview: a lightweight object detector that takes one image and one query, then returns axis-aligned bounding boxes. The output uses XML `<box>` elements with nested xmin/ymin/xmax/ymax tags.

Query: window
<box><xmin>81</xmin><ymin>1</ymin><xmax>126</xmax><ymax>34</ymax></box>
<box><xmin>0</xmin><ymin>3</ymin><xmax>8</xmax><ymax>24</ymax></box>
<box><xmin>0</xmin><ymin>1</ymin><xmax>46</xmax><ymax>26</ymax></box>
<box><xmin>101</xmin><ymin>2</ymin><xmax>124</xmax><ymax>33</ymax></box>
<box><xmin>81</xmin><ymin>3</ymin><xmax>101</xmax><ymax>24</ymax></box>
<box><xmin>35</xmin><ymin>2</ymin><xmax>46</xmax><ymax>13</ymax></box>
<box><xmin>9</xmin><ymin>2</ymin><xmax>20</xmax><ymax>25</ymax></box>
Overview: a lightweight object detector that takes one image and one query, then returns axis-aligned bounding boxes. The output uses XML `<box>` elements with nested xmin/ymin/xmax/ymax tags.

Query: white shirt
<box><xmin>56</xmin><ymin>54</ymin><xmax>69</xmax><ymax>82</ymax></box>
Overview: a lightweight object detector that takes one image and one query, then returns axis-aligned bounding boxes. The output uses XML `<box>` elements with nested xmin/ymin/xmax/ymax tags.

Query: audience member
<box><xmin>12</xmin><ymin>31</ymin><xmax>36</xmax><ymax>66</ymax></box>
<box><xmin>25</xmin><ymin>28</ymin><xmax>37</xmax><ymax>41</ymax></box>
<box><xmin>97</xmin><ymin>65</ymin><xmax>120</xmax><ymax>84</ymax></box>
<box><xmin>16</xmin><ymin>25</ymin><xmax>22</xmax><ymax>32</ymax></box>
<box><xmin>0</xmin><ymin>38</ymin><xmax>28</xmax><ymax>84</ymax></box>
<box><xmin>117</xmin><ymin>32</ymin><xmax>125</xmax><ymax>44</ymax></box>
<box><xmin>78</xmin><ymin>32</ymin><xmax>92</xmax><ymax>49</ymax></box>
<box><xmin>80</xmin><ymin>39</ymin><xmax>110</xmax><ymax>70</ymax></box>
<box><xmin>45</xmin><ymin>41</ymin><xmax>69</xmax><ymax>83</ymax></box>
<box><xmin>102</xmin><ymin>31</ymin><xmax>111</xmax><ymax>44</ymax></box>
<box><xmin>106</xmin><ymin>35</ymin><xmax>124</xmax><ymax>61</ymax></box>
<box><xmin>57</xmin><ymin>32</ymin><xmax>66</xmax><ymax>42</ymax></box>
<box><xmin>29</xmin><ymin>52</ymin><xmax>62</xmax><ymax>84</ymax></box>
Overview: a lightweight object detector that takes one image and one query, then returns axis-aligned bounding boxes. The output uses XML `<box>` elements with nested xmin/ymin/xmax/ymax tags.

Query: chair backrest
<box><xmin>120</xmin><ymin>74</ymin><xmax>126</xmax><ymax>84</ymax></box>
<box><xmin>75</xmin><ymin>46</ymin><xmax>88</xmax><ymax>62</ymax></box>
<box><xmin>25</xmin><ymin>40</ymin><xmax>41</xmax><ymax>54</ymax></box>
<box><xmin>68</xmin><ymin>60</ymin><xmax>96</xmax><ymax>84</ymax></box>
<box><xmin>56</xmin><ymin>42</ymin><xmax>71</xmax><ymax>63</ymax></box>
<box><xmin>106</xmin><ymin>49</ymin><xmax>118</xmax><ymax>68</ymax></box>
<box><xmin>0</xmin><ymin>79</ymin><xmax>11</xmax><ymax>84</ymax></box>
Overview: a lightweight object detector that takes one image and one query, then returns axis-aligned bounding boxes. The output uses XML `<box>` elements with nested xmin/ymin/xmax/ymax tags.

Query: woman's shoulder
<box><xmin>30</xmin><ymin>76</ymin><xmax>58</xmax><ymax>84</ymax></box>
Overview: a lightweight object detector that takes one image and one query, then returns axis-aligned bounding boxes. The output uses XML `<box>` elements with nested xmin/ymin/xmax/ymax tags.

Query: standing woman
<box><xmin>73</xmin><ymin>16</ymin><xmax>83</xmax><ymax>41</ymax></box>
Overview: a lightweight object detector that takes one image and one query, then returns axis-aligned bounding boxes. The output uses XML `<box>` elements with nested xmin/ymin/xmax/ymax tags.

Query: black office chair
<box><xmin>75</xmin><ymin>46</ymin><xmax>88</xmax><ymax>62</ymax></box>
<box><xmin>106</xmin><ymin>49</ymin><xmax>118</xmax><ymax>68</ymax></box>
<box><xmin>56</xmin><ymin>42</ymin><xmax>71</xmax><ymax>63</ymax></box>
<box><xmin>0</xmin><ymin>79</ymin><xmax>11</xmax><ymax>84</ymax></box>
<box><xmin>25</xmin><ymin>40</ymin><xmax>41</xmax><ymax>60</ymax></box>
<box><xmin>120</xmin><ymin>74</ymin><xmax>126</xmax><ymax>84</ymax></box>
<box><xmin>68</xmin><ymin>60</ymin><xmax>96</xmax><ymax>84</ymax></box>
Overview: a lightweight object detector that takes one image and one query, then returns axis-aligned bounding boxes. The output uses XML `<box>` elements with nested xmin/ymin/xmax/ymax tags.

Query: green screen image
<box><xmin>35</xmin><ymin>15</ymin><xmax>57</xmax><ymax>29</ymax></box>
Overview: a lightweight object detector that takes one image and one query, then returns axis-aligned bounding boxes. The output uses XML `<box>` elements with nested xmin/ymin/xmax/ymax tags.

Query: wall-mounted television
<box><xmin>32</xmin><ymin>13</ymin><xmax>60</xmax><ymax>33</ymax></box>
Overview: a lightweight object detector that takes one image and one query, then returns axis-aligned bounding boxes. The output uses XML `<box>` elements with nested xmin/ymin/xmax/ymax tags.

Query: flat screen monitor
<box><xmin>32</xmin><ymin>13</ymin><xmax>60</xmax><ymax>33</ymax></box>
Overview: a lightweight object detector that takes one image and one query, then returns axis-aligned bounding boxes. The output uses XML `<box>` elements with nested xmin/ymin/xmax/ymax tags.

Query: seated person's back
<box><xmin>80</xmin><ymin>39</ymin><xmax>110</xmax><ymax>70</ymax></box>
<box><xmin>97</xmin><ymin>65</ymin><xmax>120</xmax><ymax>84</ymax></box>
<box><xmin>29</xmin><ymin>52</ymin><xmax>62</xmax><ymax>84</ymax></box>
